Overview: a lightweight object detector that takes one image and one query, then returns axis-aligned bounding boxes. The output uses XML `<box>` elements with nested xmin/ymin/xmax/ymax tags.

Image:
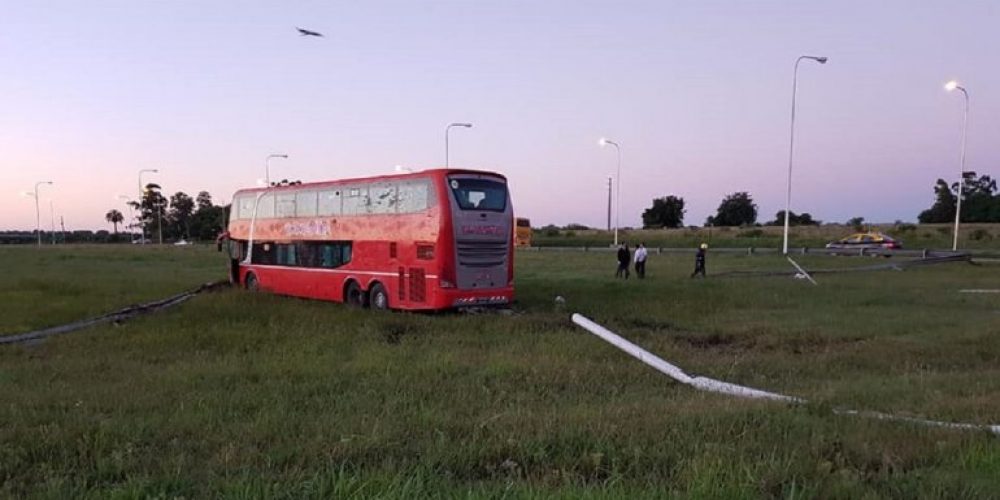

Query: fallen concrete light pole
<box><xmin>571</xmin><ymin>314</ymin><xmax>797</xmax><ymax>402</ymax></box>
<box><xmin>571</xmin><ymin>313</ymin><xmax>1000</xmax><ymax>435</ymax></box>
<box><xmin>571</xmin><ymin>313</ymin><xmax>692</xmax><ymax>385</ymax></box>
<box><xmin>786</xmin><ymin>256</ymin><xmax>817</xmax><ymax>285</ymax></box>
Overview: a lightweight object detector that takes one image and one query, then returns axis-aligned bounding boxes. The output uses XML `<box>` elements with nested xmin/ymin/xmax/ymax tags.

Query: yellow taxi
<box><xmin>825</xmin><ymin>232</ymin><xmax>902</xmax><ymax>250</ymax></box>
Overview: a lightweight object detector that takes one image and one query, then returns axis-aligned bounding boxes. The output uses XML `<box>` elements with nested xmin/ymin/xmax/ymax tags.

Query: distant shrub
<box><xmin>936</xmin><ymin>227</ymin><xmax>950</xmax><ymax>236</ymax></box>
<box><xmin>969</xmin><ymin>229</ymin><xmax>991</xmax><ymax>241</ymax></box>
<box><xmin>542</xmin><ymin>224</ymin><xmax>560</xmax><ymax>237</ymax></box>
<box><xmin>895</xmin><ymin>223</ymin><xmax>917</xmax><ymax>232</ymax></box>
<box><xmin>564</xmin><ymin>231</ymin><xmax>576</xmax><ymax>237</ymax></box>
<box><xmin>737</xmin><ymin>229</ymin><xmax>765</xmax><ymax>238</ymax></box>
<box><xmin>564</xmin><ymin>223</ymin><xmax>589</xmax><ymax>231</ymax></box>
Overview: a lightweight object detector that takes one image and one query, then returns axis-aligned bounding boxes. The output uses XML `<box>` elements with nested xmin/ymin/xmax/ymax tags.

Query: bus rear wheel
<box><xmin>369</xmin><ymin>283</ymin><xmax>389</xmax><ymax>311</ymax></box>
<box><xmin>245</xmin><ymin>272</ymin><xmax>259</xmax><ymax>291</ymax></box>
<box><xmin>345</xmin><ymin>281</ymin><xmax>366</xmax><ymax>308</ymax></box>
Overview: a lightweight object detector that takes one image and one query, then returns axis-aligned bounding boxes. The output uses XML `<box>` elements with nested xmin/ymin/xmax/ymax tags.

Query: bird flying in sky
<box><xmin>296</xmin><ymin>27</ymin><xmax>324</xmax><ymax>37</ymax></box>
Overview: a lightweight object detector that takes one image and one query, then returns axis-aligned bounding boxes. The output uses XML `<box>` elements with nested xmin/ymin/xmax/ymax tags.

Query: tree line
<box><xmin>640</xmin><ymin>173</ymin><xmax>997</xmax><ymax>229</ymax></box>
<box><xmin>917</xmin><ymin>173</ymin><xmax>999</xmax><ymax>224</ymax></box>
<box><xmin>104</xmin><ymin>185</ymin><xmax>230</xmax><ymax>242</ymax></box>
<box><xmin>641</xmin><ymin>192</ymin><xmax>818</xmax><ymax>229</ymax></box>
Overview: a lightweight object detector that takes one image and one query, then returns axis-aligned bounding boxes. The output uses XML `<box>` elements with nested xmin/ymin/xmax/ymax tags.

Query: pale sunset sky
<box><xmin>1</xmin><ymin>0</ymin><xmax>997</xmax><ymax>231</ymax></box>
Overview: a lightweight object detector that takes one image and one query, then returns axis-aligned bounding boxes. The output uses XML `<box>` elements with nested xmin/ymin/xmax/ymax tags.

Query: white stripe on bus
<box><xmin>245</xmin><ymin>264</ymin><xmax>438</xmax><ymax>279</ymax></box>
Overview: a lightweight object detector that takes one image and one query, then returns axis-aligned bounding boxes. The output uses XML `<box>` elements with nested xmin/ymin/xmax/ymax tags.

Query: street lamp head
<box><xmin>944</xmin><ymin>80</ymin><xmax>959</xmax><ymax>92</ymax></box>
<box><xmin>599</xmin><ymin>137</ymin><xmax>609</xmax><ymax>147</ymax></box>
<box><xmin>814</xmin><ymin>56</ymin><xmax>828</xmax><ymax>64</ymax></box>
<box><xmin>449</xmin><ymin>122</ymin><xmax>472</xmax><ymax>128</ymax></box>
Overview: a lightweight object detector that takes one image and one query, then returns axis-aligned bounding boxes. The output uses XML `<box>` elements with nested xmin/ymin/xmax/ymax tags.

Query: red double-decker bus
<box><xmin>223</xmin><ymin>168</ymin><xmax>514</xmax><ymax>311</ymax></box>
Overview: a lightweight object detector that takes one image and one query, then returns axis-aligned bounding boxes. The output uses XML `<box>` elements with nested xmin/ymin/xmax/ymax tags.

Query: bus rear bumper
<box><xmin>439</xmin><ymin>288</ymin><xmax>513</xmax><ymax>308</ymax></box>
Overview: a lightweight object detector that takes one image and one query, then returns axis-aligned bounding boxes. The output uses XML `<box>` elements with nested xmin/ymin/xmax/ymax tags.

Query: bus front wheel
<box><xmin>369</xmin><ymin>283</ymin><xmax>389</xmax><ymax>311</ymax></box>
<box><xmin>245</xmin><ymin>272</ymin><xmax>259</xmax><ymax>292</ymax></box>
<box><xmin>345</xmin><ymin>281</ymin><xmax>367</xmax><ymax>308</ymax></box>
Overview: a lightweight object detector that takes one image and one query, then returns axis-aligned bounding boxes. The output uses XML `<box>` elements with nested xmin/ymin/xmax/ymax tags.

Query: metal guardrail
<box><xmin>519</xmin><ymin>246</ymin><xmax>987</xmax><ymax>258</ymax></box>
<box><xmin>0</xmin><ymin>281</ymin><xmax>226</xmax><ymax>346</ymax></box>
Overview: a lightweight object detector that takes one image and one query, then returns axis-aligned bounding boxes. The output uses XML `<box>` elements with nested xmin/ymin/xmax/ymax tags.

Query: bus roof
<box><xmin>233</xmin><ymin>168</ymin><xmax>507</xmax><ymax>196</ymax></box>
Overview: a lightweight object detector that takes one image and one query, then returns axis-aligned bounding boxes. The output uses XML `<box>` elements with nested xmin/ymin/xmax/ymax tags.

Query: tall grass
<box><xmin>1</xmin><ymin>246</ymin><xmax>999</xmax><ymax>497</ymax></box>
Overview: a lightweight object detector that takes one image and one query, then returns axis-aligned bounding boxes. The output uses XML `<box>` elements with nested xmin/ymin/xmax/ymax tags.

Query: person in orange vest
<box><xmin>690</xmin><ymin>243</ymin><xmax>707</xmax><ymax>278</ymax></box>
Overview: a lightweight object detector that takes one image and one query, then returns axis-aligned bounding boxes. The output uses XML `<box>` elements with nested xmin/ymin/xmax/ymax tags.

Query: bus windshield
<box><xmin>449</xmin><ymin>177</ymin><xmax>507</xmax><ymax>212</ymax></box>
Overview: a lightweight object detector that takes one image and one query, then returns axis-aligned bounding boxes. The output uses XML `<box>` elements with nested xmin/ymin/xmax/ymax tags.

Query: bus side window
<box><xmin>318</xmin><ymin>242</ymin><xmax>351</xmax><ymax>268</ymax></box>
<box><xmin>296</xmin><ymin>191</ymin><xmax>318</xmax><ymax>217</ymax></box>
<box><xmin>252</xmin><ymin>243</ymin><xmax>275</xmax><ymax>265</ymax></box>
<box><xmin>371</xmin><ymin>183</ymin><xmax>397</xmax><ymax>214</ymax></box>
<box><xmin>318</xmin><ymin>190</ymin><xmax>342</xmax><ymax>216</ymax></box>
<box><xmin>398</xmin><ymin>181</ymin><xmax>429</xmax><ymax>213</ymax></box>
<box><xmin>342</xmin><ymin>185</ymin><xmax>370</xmax><ymax>215</ymax></box>
<box><xmin>236</xmin><ymin>195</ymin><xmax>256</xmax><ymax>219</ymax></box>
<box><xmin>321</xmin><ymin>245</ymin><xmax>333</xmax><ymax>267</ymax></box>
<box><xmin>276</xmin><ymin>194</ymin><xmax>296</xmax><ymax>218</ymax></box>
<box><xmin>277</xmin><ymin>244</ymin><xmax>297</xmax><ymax>266</ymax></box>
<box><xmin>296</xmin><ymin>243</ymin><xmax>317</xmax><ymax>268</ymax></box>
<box><xmin>341</xmin><ymin>243</ymin><xmax>352</xmax><ymax>265</ymax></box>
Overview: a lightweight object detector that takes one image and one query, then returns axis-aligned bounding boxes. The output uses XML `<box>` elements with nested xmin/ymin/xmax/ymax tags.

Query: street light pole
<box><xmin>599</xmin><ymin>138</ymin><xmax>622</xmax><ymax>246</ymax></box>
<box><xmin>782</xmin><ymin>55</ymin><xmax>828</xmax><ymax>255</ymax></box>
<box><xmin>32</xmin><ymin>181</ymin><xmax>53</xmax><ymax>247</ymax></box>
<box><xmin>138</xmin><ymin>169</ymin><xmax>158</xmax><ymax>245</ymax></box>
<box><xmin>445</xmin><ymin>123</ymin><xmax>472</xmax><ymax>167</ymax></box>
<box><xmin>265</xmin><ymin>153</ymin><xmax>289</xmax><ymax>187</ymax></box>
<box><xmin>945</xmin><ymin>80</ymin><xmax>970</xmax><ymax>251</ymax></box>
<box><xmin>49</xmin><ymin>199</ymin><xmax>56</xmax><ymax>244</ymax></box>
<box><xmin>607</xmin><ymin>176</ymin><xmax>612</xmax><ymax>232</ymax></box>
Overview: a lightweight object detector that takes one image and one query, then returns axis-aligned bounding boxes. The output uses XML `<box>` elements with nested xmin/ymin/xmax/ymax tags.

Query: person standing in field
<box><xmin>615</xmin><ymin>243</ymin><xmax>631</xmax><ymax>279</ymax></box>
<box><xmin>634</xmin><ymin>242</ymin><xmax>648</xmax><ymax>279</ymax></box>
<box><xmin>691</xmin><ymin>243</ymin><xmax>707</xmax><ymax>278</ymax></box>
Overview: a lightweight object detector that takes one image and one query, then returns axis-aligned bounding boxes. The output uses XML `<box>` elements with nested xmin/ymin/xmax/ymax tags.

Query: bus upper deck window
<box><xmin>449</xmin><ymin>178</ymin><xmax>507</xmax><ymax>212</ymax></box>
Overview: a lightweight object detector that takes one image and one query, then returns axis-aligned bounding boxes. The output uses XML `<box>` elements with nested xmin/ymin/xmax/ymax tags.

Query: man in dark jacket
<box><xmin>691</xmin><ymin>243</ymin><xmax>707</xmax><ymax>278</ymax></box>
<box><xmin>615</xmin><ymin>244</ymin><xmax>631</xmax><ymax>279</ymax></box>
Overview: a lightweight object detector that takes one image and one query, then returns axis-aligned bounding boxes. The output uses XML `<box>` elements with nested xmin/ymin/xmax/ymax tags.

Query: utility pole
<box><xmin>49</xmin><ymin>199</ymin><xmax>56</xmax><ymax>244</ymax></box>
<box><xmin>606</xmin><ymin>176</ymin><xmax>612</xmax><ymax>231</ymax></box>
<box><xmin>60</xmin><ymin>216</ymin><xmax>66</xmax><ymax>244</ymax></box>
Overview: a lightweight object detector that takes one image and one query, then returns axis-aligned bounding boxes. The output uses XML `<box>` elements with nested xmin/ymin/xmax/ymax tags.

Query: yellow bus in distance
<box><xmin>514</xmin><ymin>217</ymin><xmax>532</xmax><ymax>247</ymax></box>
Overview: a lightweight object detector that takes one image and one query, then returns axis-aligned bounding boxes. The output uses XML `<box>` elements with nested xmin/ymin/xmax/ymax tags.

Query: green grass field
<box><xmin>2</xmin><ymin>245</ymin><xmax>999</xmax><ymax>498</ymax></box>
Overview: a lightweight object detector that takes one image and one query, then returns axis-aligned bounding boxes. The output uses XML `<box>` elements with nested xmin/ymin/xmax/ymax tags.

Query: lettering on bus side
<box><xmin>283</xmin><ymin>220</ymin><xmax>331</xmax><ymax>237</ymax></box>
<box><xmin>460</xmin><ymin>225</ymin><xmax>504</xmax><ymax>236</ymax></box>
